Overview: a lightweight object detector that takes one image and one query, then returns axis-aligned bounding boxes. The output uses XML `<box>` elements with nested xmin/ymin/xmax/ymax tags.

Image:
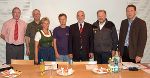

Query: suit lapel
<box><xmin>130</xmin><ymin>17</ymin><xmax>138</xmax><ymax>32</ymax></box>
<box><xmin>123</xmin><ymin>19</ymin><xmax>129</xmax><ymax>38</ymax></box>
<box><xmin>82</xmin><ymin>22</ymin><xmax>86</xmax><ymax>33</ymax></box>
<box><xmin>77</xmin><ymin>22</ymin><xmax>87</xmax><ymax>34</ymax></box>
<box><xmin>75</xmin><ymin>23</ymin><xmax>80</xmax><ymax>35</ymax></box>
<box><xmin>123</xmin><ymin>17</ymin><xmax>138</xmax><ymax>42</ymax></box>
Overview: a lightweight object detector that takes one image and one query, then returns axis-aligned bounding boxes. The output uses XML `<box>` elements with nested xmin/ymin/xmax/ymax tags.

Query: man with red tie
<box><xmin>1</xmin><ymin>7</ymin><xmax>27</xmax><ymax>64</ymax></box>
<box><xmin>68</xmin><ymin>10</ymin><xmax>94</xmax><ymax>61</ymax></box>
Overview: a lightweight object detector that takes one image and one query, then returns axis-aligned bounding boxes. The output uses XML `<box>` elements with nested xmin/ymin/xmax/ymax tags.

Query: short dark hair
<box><xmin>97</xmin><ymin>10</ymin><xmax>106</xmax><ymax>15</ymax></box>
<box><xmin>32</xmin><ymin>9</ymin><xmax>40</xmax><ymax>14</ymax></box>
<box><xmin>126</xmin><ymin>4</ymin><xmax>136</xmax><ymax>11</ymax></box>
<box><xmin>58</xmin><ymin>13</ymin><xmax>67</xmax><ymax>19</ymax></box>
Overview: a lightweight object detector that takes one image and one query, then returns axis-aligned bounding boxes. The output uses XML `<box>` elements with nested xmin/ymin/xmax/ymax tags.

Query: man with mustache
<box><xmin>93</xmin><ymin>10</ymin><xmax>118</xmax><ymax>64</ymax></box>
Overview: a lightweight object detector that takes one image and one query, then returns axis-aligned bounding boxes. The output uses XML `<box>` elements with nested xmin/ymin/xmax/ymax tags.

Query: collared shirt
<box><xmin>124</xmin><ymin>17</ymin><xmax>135</xmax><ymax>46</ymax></box>
<box><xmin>78</xmin><ymin>22</ymin><xmax>84</xmax><ymax>30</ymax></box>
<box><xmin>99</xmin><ymin>21</ymin><xmax>106</xmax><ymax>30</ymax></box>
<box><xmin>25</xmin><ymin>21</ymin><xmax>42</xmax><ymax>44</ymax></box>
<box><xmin>1</xmin><ymin>18</ymin><xmax>27</xmax><ymax>45</ymax></box>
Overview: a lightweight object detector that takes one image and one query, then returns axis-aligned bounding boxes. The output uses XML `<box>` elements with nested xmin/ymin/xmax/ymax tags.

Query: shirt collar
<box><xmin>33</xmin><ymin>21</ymin><xmax>41</xmax><ymax>25</ymax></box>
<box><xmin>128</xmin><ymin>16</ymin><xmax>136</xmax><ymax>23</ymax></box>
<box><xmin>99</xmin><ymin>21</ymin><xmax>106</xmax><ymax>25</ymax></box>
<box><xmin>78</xmin><ymin>22</ymin><xmax>84</xmax><ymax>27</ymax></box>
<box><xmin>98</xmin><ymin>20</ymin><xmax>106</xmax><ymax>30</ymax></box>
<box><xmin>59</xmin><ymin>25</ymin><xmax>67</xmax><ymax>28</ymax></box>
<box><xmin>12</xmin><ymin>18</ymin><xmax>19</xmax><ymax>22</ymax></box>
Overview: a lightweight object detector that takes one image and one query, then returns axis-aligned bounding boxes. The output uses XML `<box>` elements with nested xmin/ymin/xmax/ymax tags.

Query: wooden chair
<box><xmin>11</xmin><ymin>59</ymin><xmax>34</xmax><ymax>65</ymax></box>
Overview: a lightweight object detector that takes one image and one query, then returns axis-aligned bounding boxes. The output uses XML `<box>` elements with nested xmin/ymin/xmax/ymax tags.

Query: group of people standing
<box><xmin>0</xmin><ymin>4</ymin><xmax>147</xmax><ymax>64</ymax></box>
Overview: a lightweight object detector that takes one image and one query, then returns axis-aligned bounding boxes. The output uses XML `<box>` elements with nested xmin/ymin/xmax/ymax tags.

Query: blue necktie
<box><xmin>124</xmin><ymin>21</ymin><xmax>132</xmax><ymax>46</ymax></box>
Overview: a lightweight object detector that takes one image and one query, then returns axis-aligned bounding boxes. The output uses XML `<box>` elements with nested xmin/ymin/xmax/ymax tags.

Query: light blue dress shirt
<box><xmin>124</xmin><ymin>20</ymin><xmax>132</xmax><ymax>46</ymax></box>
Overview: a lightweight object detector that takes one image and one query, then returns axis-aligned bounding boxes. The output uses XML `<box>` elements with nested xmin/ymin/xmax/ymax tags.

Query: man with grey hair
<box><xmin>1</xmin><ymin>7</ymin><xmax>27</xmax><ymax>64</ymax></box>
<box><xmin>68</xmin><ymin>10</ymin><xmax>94</xmax><ymax>61</ymax></box>
<box><xmin>93</xmin><ymin>10</ymin><xmax>118</xmax><ymax>64</ymax></box>
<box><xmin>25</xmin><ymin>9</ymin><xmax>42</xmax><ymax>60</ymax></box>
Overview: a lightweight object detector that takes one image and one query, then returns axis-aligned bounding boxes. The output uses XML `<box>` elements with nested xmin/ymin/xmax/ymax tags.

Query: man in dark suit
<box><xmin>93</xmin><ymin>10</ymin><xmax>118</xmax><ymax>64</ymax></box>
<box><xmin>68</xmin><ymin>10</ymin><xmax>94</xmax><ymax>61</ymax></box>
<box><xmin>118</xmin><ymin>4</ymin><xmax>147</xmax><ymax>63</ymax></box>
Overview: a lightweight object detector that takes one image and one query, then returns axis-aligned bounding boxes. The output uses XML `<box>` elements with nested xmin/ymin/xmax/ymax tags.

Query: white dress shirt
<box><xmin>99</xmin><ymin>21</ymin><xmax>106</xmax><ymax>30</ymax></box>
<box><xmin>78</xmin><ymin>22</ymin><xmax>84</xmax><ymax>30</ymax></box>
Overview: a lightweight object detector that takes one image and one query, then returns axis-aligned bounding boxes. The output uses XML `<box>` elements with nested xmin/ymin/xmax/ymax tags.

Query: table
<box><xmin>0</xmin><ymin>64</ymin><xmax>150</xmax><ymax>78</ymax></box>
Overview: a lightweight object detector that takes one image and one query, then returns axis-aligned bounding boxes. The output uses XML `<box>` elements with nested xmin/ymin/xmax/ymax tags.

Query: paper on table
<box><xmin>45</xmin><ymin>65</ymin><xmax>52</xmax><ymax>70</ymax></box>
<box><xmin>122</xmin><ymin>62</ymin><xmax>139</xmax><ymax>69</ymax></box>
<box><xmin>85</xmin><ymin>64</ymin><xmax>98</xmax><ymax>70</ymax></box>
<box><xmin>142</xmin><ymin>69</ymin><xmax>150</xmax><ymax>74</ymax></box>
<box><xmin>137</xmin><ymin>64</ymin><xmax>148</xmax><ymax>69</ymax></box>
<box><xmin>0</xmin><ymin>64</ymin><xmax>10</xmax><ymax>69</ymax></box>
<box><xmin>88</xmin><ymin>61</ymin><xmax>97</xmax><ymax>65</ymax></box>
<box><xmin>45</xmin><ymin>64</ymin><xmax>57</xmax><ymax>70</ymax></box>
<box><xmin>122</xmin><ymin>62</ymin><xmax>148</xmax><ymax>69</ymax></box>
<box><xmin>148</xmin><ymin>64</ymin><xmax>150</xmax><ymax>67</ymax></box>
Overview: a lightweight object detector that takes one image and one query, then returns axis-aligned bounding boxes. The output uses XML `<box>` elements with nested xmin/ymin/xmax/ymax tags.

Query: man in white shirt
<box><xmin>93</xmin><ymin>10</ymin><xmax>118</xmax><ymax>64</ymax></box>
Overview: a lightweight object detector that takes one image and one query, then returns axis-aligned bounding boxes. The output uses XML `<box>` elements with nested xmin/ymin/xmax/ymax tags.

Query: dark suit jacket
<box><xmin>118</xmin><ymin>17</ymin><xmax>147</xmax><ymax>59</ymax></box>
<box><xmin>68</xmin><ymin>22</ymin><xmax>94</xmax><ymax>59</ymax></box>
<box><xmin>93</xmin><ymin>20</ymin><xmax>118</xmax><ymax>53</ymax></box>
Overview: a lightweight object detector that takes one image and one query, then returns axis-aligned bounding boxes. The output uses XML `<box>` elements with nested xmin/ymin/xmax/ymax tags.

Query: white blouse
<box><xmin>34</xmin><ymin>30</ymin><xmax>52</xmax><ymax>41</ymax></box>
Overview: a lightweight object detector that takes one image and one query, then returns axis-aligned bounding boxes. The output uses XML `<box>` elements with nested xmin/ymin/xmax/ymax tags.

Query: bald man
<box><xmin>68</xmin><ymin>10</ymin><xmax>94</xmax><ymax>61</ymax></box>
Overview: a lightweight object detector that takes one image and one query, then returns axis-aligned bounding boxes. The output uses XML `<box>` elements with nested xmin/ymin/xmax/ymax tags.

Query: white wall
<box><xmin>30</xmin><ymin>0</ymin><xmax>127</xmax><ymax>31</ymax></box>
<box><xmin>0</xmin><ymin>0</ymin><xmax>149</xmax><ymax>63</ymax></box>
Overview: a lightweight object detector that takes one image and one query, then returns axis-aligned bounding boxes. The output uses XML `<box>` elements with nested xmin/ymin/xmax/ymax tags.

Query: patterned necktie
<box><xmin>14</xmin><ymin>20</ymin><xmax>18</xmax><ymax>41</ymax></box>
<box><xmin>79</xmin><ymin>24</ymin><xmax>83</xmax><ymax>33</ymax></box>
<box><xmin>79</xmin><ymin>23</ymin><xmax>83</xmax><ymax>49</ymax></box>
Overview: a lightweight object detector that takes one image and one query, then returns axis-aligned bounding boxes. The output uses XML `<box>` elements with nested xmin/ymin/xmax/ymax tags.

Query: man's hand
<box><xmin>0</xmin><ymin>34</ymin><xmax>5</xmax><ymax>40</ymax></box>
<box><xmin>35</xmin><ymin>57</ymin><xmax>38</xmax><ymax>64</ymax></box>
<box><xmin>25</xmin><ymin>36</ymin><xmax>30</xmax><ymax>56</ymax></box>
<box><xmin>55</xmin><ymin>52</ymin><xmax>60</xmax><ymax>59</ymax></box>
<box><xmin>112</xmin><ymin>51</ymin><xmax>116</xmax><ymax>57</ymax></box>
<box><xmin>26</xmin><ymin>47</ymin><xmax>30</xmax><ymax>56</ymax></box>
<box><xmin>118</xmin><ymin>51</ymin><xmax>121</xmax><ymax>57</ymax></box>
<box><xmin>68</xmin><ymin>54</ymin><xmax>73</xmax><ymax>59</ymax></box>
<box><xmin>135</xmin><ymin>56</ymin><xmax>142</xmax><ymax>63</ymax></box>
<box><xmin>89</xmin><ymin>53</ymin><xmax>94</xmax><ymax>59</ymax></box>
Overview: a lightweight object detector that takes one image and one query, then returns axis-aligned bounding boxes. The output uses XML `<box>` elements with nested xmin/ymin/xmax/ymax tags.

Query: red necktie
<box><xmin>79</xmin><ymin>24</ymin><xmax>83</xmax><ymax>33</ymax></box>
<box><xmin>79</xmin><ymin>24</ymin><xmax>83</xmax><ymax>49</ymax></box>
<box><xmin>14</xmin><ymin>20</ymin><xmax>18</xmax><ymax>41</ymax></box>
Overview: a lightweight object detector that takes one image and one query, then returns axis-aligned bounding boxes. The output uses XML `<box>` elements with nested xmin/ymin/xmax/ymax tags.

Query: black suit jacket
<box><xmin>68</xmin><ymin>22</ymin><xmax>94</xmax><ymax>58</ymax></box>
<box><xmin>118</xmin><ymin>17</ymin><xmax>147</xmax><ymax>59</ymax></box>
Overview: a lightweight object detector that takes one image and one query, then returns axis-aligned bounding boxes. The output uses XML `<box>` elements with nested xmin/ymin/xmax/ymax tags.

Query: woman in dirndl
<box><xmin>34</xmin><ymin>17</ymin><xmax>55</xmax><ymax>64</ymax></box>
